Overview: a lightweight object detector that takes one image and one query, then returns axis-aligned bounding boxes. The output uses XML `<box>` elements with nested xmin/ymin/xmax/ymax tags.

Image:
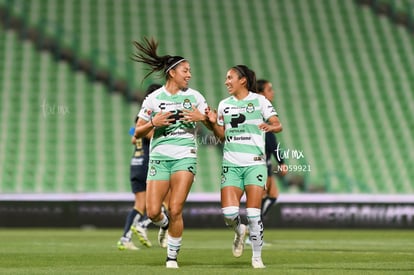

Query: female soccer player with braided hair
<box><xmin>132</xmin><ymin>37</ymin><xmax>212</xmax><ymax>268</ymax></box>
<box><xmin>207</xmin><ymin>65</ymin><xmax>282</xmax><ymax>269</ymax></box>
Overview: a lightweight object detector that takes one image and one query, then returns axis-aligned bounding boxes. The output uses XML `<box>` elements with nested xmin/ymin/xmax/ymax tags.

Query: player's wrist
<box><xmin>150</xmin><ymin>117</ymin><xmax>157</xmax><ymax>128</ymax></box>
<box><xmin>199</xmin><ymin>114</ymin><xmax>208</xmax><ymax>122</ymax></box>
<box><xmin>133</xmin><ymin>130</ymin><xmax>140</xmax><ymax>139</ymax></box>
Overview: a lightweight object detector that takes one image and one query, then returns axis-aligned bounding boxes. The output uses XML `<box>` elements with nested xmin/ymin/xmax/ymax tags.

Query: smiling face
<box><xmin>169</xmin><ymin>61</ymin><xmax>191</xmax><ymax>90</ymax></box>
<box><xmin>224</xmin><ymin>68</ymin><xmax>247</xmax><ymax>96</ymax></box>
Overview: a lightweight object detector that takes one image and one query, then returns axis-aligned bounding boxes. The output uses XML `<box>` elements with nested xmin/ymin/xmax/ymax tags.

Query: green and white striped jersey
<box><xmin>138</xmin><ymin>86</ymin><xmax>208</xmax><ymax>160</ymax></box>
<box><xmin>217</xmin><ymin>92</ymin><xmax>278</xmax><ymax>167</ymax></box>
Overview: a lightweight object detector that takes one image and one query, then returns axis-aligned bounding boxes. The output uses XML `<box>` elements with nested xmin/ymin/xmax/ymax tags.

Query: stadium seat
<box><xmin>0</xmin><ymin>0</ymin><xmax>413</xmax><ymax>194</ymax></box>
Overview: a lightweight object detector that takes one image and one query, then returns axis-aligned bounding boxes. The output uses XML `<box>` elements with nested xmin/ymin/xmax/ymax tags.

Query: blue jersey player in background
<box><xmin>117</xmin><ymin>83</ymin><xmax>170</xmax><ymax>250</ymax></box>
<box><xmin>256</xmin><ymin>79</ymin><xmax>288</xmax><ymax>218</ymax></box>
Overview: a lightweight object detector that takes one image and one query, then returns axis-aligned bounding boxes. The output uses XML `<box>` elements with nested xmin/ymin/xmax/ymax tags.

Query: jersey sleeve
<box><xmin>137</xmin><ymin>96</ymin><xmax>153</xmax><ymax>122</ymax></box>
<box><xmin>195</xmin><ymin>92</ymin><xmax>209</xmax><ymax>114</ymax></box>
<box><xmin>216</xmin><ymin>101</ymin><xmax>224</xmax><ymax>126</ymax></box>
<box><xmin>261</xmin><ymin>97</ymin><xmax>278</xmax><ymax>121</ymax></box>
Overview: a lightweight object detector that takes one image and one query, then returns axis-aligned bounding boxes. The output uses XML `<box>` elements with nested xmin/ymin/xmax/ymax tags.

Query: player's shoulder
<box><xmin>183</xmin><ymin>87</ymin><xmax>204</xmax><ymax>98</ymax></box>
<box><xmin>218</xmin><ymin>96</ymin><xmax>233</xmax><ymax>106</ymax></box>
<box><xmin>143</xmin><ymin>86</ymin><xmax>164</xmax><ymax>102</ymax></box>
<box><xmin>149</xmin><ymin>86</ymin><xmax>164</xmax><ymax>98</ymax></box>
<box><xmin>248</xmin><ymin>92</ymin><xmax>267</xmax><ymax>101</ymax></box>
<box><xmin>252</xmin><ymin>92</ymin><xmax>273</xmax><ymax>108</ymax></box>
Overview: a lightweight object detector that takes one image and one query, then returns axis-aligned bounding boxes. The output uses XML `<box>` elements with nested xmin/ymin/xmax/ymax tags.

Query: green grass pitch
<box><xmin>0</xmin><ymin>229</ymin><xmax>413</xmax><ymax>274</ymax></box>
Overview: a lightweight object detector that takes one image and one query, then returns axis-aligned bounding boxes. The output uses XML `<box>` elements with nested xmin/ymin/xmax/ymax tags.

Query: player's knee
<box><xmin>146</xmin><ymin>206</ymin><xmax>161</xmax><ymax>221</ymax></box>
<box><xmin>167</xmin><ymin>206</ymin><xmax>182</xmax><ymax>221</ymax></box>
<box><xmin>222</xmin><ymin>206</ymin><xmax>240</xmax><ymax>226</ymax></box>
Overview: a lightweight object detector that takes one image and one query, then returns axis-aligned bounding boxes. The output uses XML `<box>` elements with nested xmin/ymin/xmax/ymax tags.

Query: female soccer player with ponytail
<box><xmin>207</xmin><ymin>65</ymin><xmax>282</xmax><ymax>269</ymax></box>
<box><xmin>132</xmin><ymin>37</ymin><xmax>212</xmax><ymax>268</ymax></box>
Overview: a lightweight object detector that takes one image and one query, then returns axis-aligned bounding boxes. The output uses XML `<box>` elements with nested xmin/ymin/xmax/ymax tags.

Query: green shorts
<box><xmin>221</xmin><ymin>165</ymin><xmax>268</xmax><ymax>191</ymax></box>
<box><xmin>147</xmin><ymin>158</ymin><xmax>197</xmax><ymax>181</ymax></box>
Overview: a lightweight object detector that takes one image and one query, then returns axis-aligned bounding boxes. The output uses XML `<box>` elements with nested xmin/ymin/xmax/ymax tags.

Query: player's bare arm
<box><xmin>134</xmin><ymin>111</ymin><xmax>174</xmax><ymax>138</ymax></box>
<box><xmin>206</xmin><ymin>109</ymin><xmax>225</xmax><ymax>141</ymax></box>
<box><xmin>258</xmin><ymin>116</ymin><xmax>282</xmax><ymax>133</ymax></box>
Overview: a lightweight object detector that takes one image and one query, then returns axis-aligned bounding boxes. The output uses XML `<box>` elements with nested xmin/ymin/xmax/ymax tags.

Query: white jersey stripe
<box><xmin>218</xmin><ymin>92</ymin><xmax>278</xmax><ymax>167</ymax></box>
<box><xmin>138</xmin><ymin>86</ymin><xmax>208</xmax><ymax>160</ymax></box>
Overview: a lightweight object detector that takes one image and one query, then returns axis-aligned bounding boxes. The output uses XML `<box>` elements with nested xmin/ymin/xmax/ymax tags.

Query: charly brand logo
<box><xmin>41</xmin><ymin>98</ymin><xmax>70</xmax><ymax>117</ymax></box>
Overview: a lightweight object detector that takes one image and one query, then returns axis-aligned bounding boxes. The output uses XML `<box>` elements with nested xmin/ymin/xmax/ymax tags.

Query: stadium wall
<box><xmin>1</xmin><ymin>194</ymin><xmax>413</xmax><ymax>229</ymax></box>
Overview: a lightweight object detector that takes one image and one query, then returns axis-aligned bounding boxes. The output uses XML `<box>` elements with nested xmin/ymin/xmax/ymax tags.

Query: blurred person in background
<box><xmin>207</xmin><ymin>65</ymin><xmax>282</xmax><ymax>268</ymax></box>
<box><xmin>132</xmin><ymin>37</ymin><xmax>212</xmax><ymax>268</ymax></box>
<box><xmin>117</xmin><ymin>84</ymin><xmax>170</xmax><ymax>251</ymax></box>
<box><xmin>255</xmin><ymin>79</ymin><xmax>288</xmax><ymax>218</ymax></box>
<box><xmin>243</xmin><ymin>79</ymin><xmax>288</xmax><ymax>247</ymax></box>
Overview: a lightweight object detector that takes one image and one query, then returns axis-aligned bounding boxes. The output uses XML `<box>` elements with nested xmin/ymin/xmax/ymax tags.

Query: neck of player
<box><xmin>165</xmin><ymin>82</ymin><xmax>181</xmax><ymax>95</ymax></box>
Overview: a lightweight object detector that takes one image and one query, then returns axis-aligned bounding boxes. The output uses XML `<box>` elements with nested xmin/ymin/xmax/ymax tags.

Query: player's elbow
<box><xmin>133</xmin><ymin>128</ymin><xmax>145</xmax><ymax>139</ymax></box>
<box><xmin>274</xmin><ymin>123</ymin><xmax>282</xmax><ymax>133</ymax></box>
<box><xmin>131</xmin><ymin>136</ymin><xmax>137</xmax><ymax>144</ymax></box>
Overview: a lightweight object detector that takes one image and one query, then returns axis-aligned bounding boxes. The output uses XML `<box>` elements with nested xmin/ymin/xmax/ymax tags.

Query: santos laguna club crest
<box><xmin>149</xmin><ymin>166</ymin><xmax>157</xmax><ymax>176</ymax></box>
<box><xmin>246</xmin><ymin>103</ymin><xmax>255</xmax><ymax>113</ymax></box>
<box><xmin>183</xmin><ymin>98</ymin><xmax>192</xmax><ymax>109</ymax></box>
<box><xmin>221</xmin><ymin>174</ymin><xmax>226</xmax><ymax>184</ymax></box>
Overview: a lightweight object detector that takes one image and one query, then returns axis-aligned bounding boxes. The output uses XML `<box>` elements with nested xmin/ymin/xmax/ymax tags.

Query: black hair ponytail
<box><xmin>132</xmin><ymin>37</ymin><xmax>186</xmax><ymax>80</ymax></box>
<box><xmin>232</xmin><ymin>65</ymin><xmax>257</xmax><ymax>92</ymax></box>
<box><xmin>256</xmin><ymin>79</ymin><xmax>269</xmax><ymax>93</ymax></box>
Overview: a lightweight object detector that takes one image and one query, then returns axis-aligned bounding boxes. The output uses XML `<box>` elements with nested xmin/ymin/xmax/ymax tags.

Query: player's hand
<box><xmin>206</xmin><ymin>107</ymin><xmax>217</xmax><ymax>123</ymax></box>
<box><xmin>182</xmin><ymin>105</ymin><xmax>206</xmax><ymax>122</ymax></box>
<box><xmin>277</xmin><ymin>163</ymin><xmax>288</xmax><ymax>176</ymax></box>
<box><xmin>258</xmin><ymin>123</ymin><xmax>274</xmax><ymax>132</ymax></box>
<box><xmin>151</xmin><ymin>111</ymin><xmax>174</xmax><ymax>127</ymax></box>
<box><xmin>261</xmin><ymin>117</ymin><xmax>282</xmax><ymax>133</ymax></box>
